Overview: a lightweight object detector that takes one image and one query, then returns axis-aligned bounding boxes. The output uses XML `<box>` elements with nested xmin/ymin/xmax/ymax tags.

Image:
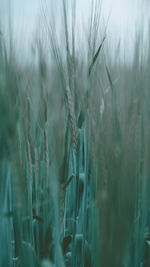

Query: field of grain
<box><xmin>0</xmin><ymin>1</ymin><xmax>150</xmax><ymax>266</ymax></box>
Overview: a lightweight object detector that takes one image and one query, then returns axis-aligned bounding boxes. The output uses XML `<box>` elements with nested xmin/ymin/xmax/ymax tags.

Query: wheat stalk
<box><xmin>66</xmin><ymin>86</ymin><xmax>78</xmax><ymax>154</ymax></box>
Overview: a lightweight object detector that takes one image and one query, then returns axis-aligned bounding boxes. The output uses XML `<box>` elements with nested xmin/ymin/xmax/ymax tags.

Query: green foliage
<box><xmin>0</xmin><ymin>1</ymin><xmax>150</xmax><ymax>267</ymax></box>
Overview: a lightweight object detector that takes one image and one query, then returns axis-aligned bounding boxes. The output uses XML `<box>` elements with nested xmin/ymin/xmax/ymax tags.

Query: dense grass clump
<box><xmin>0</xmin><ymin>1</ymin><xmax>150</xmax><ymax>266</ymax></box>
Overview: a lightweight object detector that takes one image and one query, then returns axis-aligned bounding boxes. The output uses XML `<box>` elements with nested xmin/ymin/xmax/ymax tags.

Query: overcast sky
<box><xmin>1</xmin><ymin>0</ymin><xmax>149</xmax><ymax>59</ymax></box>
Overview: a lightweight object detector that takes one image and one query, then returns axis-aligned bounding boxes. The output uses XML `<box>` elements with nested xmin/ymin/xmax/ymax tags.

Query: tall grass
<box><xmin>0</xmin><ymin>0</ymin><xmax>150</xmax><ymax>266</ymax></box>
